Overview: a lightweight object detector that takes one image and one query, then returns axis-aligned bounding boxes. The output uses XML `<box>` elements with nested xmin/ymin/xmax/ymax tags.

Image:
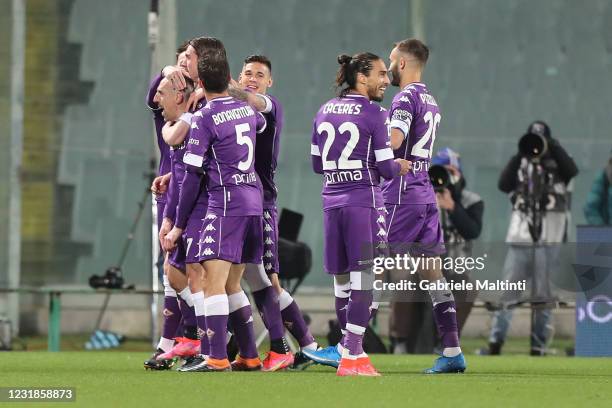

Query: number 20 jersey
<box><xmin>311</xmin><ymin>94</ymin><xmax>393</xmax><ymax>211</ymax></box>
<box><xmin>183</xmin><ymin>96</ymin><xmax>266</xmax><ymax>216</ymax></box>
<box><xmin>382</xmin><ymin>82</ymin><xmax>440</xmax><ymax>205</ymax></box>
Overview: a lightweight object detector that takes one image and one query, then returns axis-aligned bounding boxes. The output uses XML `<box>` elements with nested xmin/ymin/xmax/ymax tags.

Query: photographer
<box><xmin>432</xmin><ymin>148</ymin><xmax>483</xmax><ymax>334</ymax></box>
<box><xmin>486</xmin><ymin>121</ymin><xmax>578</xmax><ymax>356</ymax></box>
<box><xmin>390</xmin><ymin>148</ymin><xmax>483</xmax><ymax>353</ymax></box>
<box><xmin>583</xmin><ymin>148</ymin><xmax>612</xmax><ymax>225</ymax></box>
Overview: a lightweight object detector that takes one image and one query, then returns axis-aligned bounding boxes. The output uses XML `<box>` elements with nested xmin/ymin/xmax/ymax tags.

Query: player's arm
<box><xmin>388</xmin><ymin>95</ymin><xmax>414</xmax><ymax>150</ymax></box>
<box><xmin>255</xmin><ymin>111</ymin><xmax>268</xmax><ymax>134</ymax></box>
<box><xmin>228</xmin><ymin>79</ymin><xmax>271</xmax><ymax>113</ymax></box>
<box><xmin>162</xmin><ymin>112</ymin><xmax>192</xmax><ymax>146</ymax></box>
<box><xmin>372</xmin><ymin>109</ymin><xmax>409</xmax><ymax>178</ymax></box>
<box><xmin>310</xmin><ymin>123</ymin><xmax>323</xmax><ymax>174</ymax></box>
<box><xmin>146</xmin><ymin>73</ymin><xmax>163</xmax><ymax>111</ymax></box>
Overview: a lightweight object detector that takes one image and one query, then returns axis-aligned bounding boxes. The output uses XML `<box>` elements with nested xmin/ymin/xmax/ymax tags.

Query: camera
<box><xmin>428</xmin><ymin>164</ymin><xmax>451</xmax><ymax>192</ymax></box>
<box><xmin>519</xmin><ymin>132</ymin><xmax>548</xmax><ymax>160</ymax></box>
<box><xmin>89</xmin><ymin>266</ymin><xmax>125</xmax><ymax>289</ymax></box>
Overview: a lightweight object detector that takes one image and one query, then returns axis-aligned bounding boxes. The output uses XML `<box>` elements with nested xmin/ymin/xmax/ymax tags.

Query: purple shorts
<box><xmin>198</xmin><ymin>213</ymin><xmax>263</xmax><ymax>265</ymax></box>
<box><xmin>385</xmin><ymin>203</ymin><xmax>445</xmax><ymax>257</ymax></box>
<box><xmin>168</xmin><ymin>208</ymin><xmax>207</xmax><ymax>271</ymax></box>
<box><xmin>262</xmin><ymin>207</ymin><xmax>280</xmax><ymax>275</ymax></box>
<box><xmin>323</xmin><ymin>206</ymin><xmax>387</xmax><ymax>275</ymax></box>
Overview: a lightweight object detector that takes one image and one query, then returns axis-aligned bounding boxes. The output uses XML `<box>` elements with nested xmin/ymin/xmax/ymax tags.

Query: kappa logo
<box><xmin>203</xmin><ymin>236</ymin><xmax>215</xmax><ymax>244</ymax></box>
<box><xmin>264</xmin><ymin>250</ymin><xmax>273</xmax><ymax>258</ymax></box>
<box><xmin>264</xmin><ymin>263</ymin><xmax>273</xmax><ymax>271</ymax></box>
<box><xmin>205</xmin><ymin>213</ymin><xmax>217</xmax><ymax>220</ymax></box>
<box><xmin>443</xmin><ymin>307</ymin><xmax>456</xmax><ymax>314</ymax></box>
<box><xmin>264</xmin><ymin>225</ymin><xmax>273</xmax><ymax>232</ymax></box>
<box><xmin>204</xmin><ymin>224</ymin><xmax>216</xmax><ymax>232</ymax></box>
<box><xmin>202</xmin><ymin>248</ymin><xmax>214</xmax><ymax>256</ymax></box>
<box><xmin>399</xmin><ymin>96</ymin><xmax>411</xmax><ymax>103</ymax></box>
<box><xmin>376</xmin><ymin>228</ymin><xmax>387</xmax><ymax>237</ymax></box>
<box><xmin>264</xmin><ymin>212</ymin><xmax>272</xmax><ymax>220</ymax></box>
<box><xmin>191</xmin><ymin>122</ymin><xmax>199</xmax><ymax>129</ymax></box>
<box><xmin>162</xmin><ymin>308</ymin><xmax>174</xmax><ymax>317</ymax></box>
<box><xmin>194</xmin><ymin>111</ymin><xmax>203</xmax><ymax>117</ymax></box>
<box><xmin>377</xmin><ymin>215</ymin><xmax>385</xmax><ymax>223</ymax></box>
<box><xmin>264</xmin><ymin>237</ymin><xmax>274</xmax><ymax>245</ymax></box>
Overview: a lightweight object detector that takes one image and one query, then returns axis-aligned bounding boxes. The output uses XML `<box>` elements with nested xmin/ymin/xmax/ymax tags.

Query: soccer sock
<box><xmin>177</xmin><ymin>288</ymin><xmax>197</xmax><ymax>339</ymax></box>
<box><xmin>204</xmin><ymin>294</ymin><xmax>229</xmax><ymax>360</ymax></box>
<box><xmin>428</xmin><ymin>278</ymin><xmax>461</xmax><ymax>357</ymax></box>
<box><xmin>192</xmin><ymin>291</ymin><xmax>210</xmax><ymax>356</ymax></box>
<box><xmin>279</xmin><ymin>289</ymin><xmax>316</xmax><ymax>348</ymax></box>
<box><xmin>344</xmin><ymin>289</ymin><xmax>373</xmax><ymax>356</ymax></box>
<box><xmin>161</xmin><ymin>276</ymin><xmax>181</xmax><ymax>345</ymax></box>
<box><xmin>369</xmin><ymin>301</ymin><xmax>380</xmax><ymax>321</ymax></box>
<box><xmin>333</xmin><ymin>278</ymin><xmax>350</xmax><ymax>331</ymax></box>
<box><xmin>251</xmin><ymin>286</ymin><xmax>286</xmax><ymax>343</ymax></box>
<box><xmin>228</xmin><ymin>291</ymin><xmax>259</xmax><ymax>359</ymax></box>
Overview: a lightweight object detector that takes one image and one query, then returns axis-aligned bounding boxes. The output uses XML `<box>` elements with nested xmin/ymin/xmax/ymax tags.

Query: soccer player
<box><xmin>144</xmin><ymin>42</ymin><xmax>199</xmax><ymax>370</ymax></box>
<box><xmin>166</xmin><ymin>39</ymin><xmax>263</xmax><ymax>372</ymax></box>
<box><xmin>384</xmin><ymin>38</ymin><xmax>466</xmax><ymax>373</ymax></box>
<box><xmin>153</xmin><ymin>73</ymin><xmax>208</xmax><ymax>363</ymax></box>
<box><xmin>228</xmin><ymin>55</ymin><xmax>318</xmax><ymax>370</ymax></box>
<box><xmin>307</xmin><ymin>53</ymin><xmax>410</xmax><ymax>376</ymax></box>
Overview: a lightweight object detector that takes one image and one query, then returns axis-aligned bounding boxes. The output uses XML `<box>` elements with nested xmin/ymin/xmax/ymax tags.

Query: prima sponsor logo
<box><xmin>188</xmin><ymin>138</ymin><xmax>199</xmax><ymax>145</ymax></box>
<box><xmin>232</xmin><ymin>172</ymin><xmax>257</xmax><ymax>185</ymax></box>
<box><xmin>324</xmin><ymin>170</ymin><xmax>363</xmax><ymax>185</ymax></box>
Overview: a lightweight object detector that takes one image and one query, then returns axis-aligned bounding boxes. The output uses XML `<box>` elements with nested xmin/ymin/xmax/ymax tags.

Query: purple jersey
<box><xmin>146</xmin><ymin>73</ymin><xmax>171</xmax><ymax>183</ymax></box>
<box><xmin>184</xmin><ymin>96</ymin><xmax>266</xmax><ymax>216</ymax></box>
<box><xmin>254</xmin><ymin>94</ymin><xmax>283</xmax><ymax>209</ymax></box>
<box><xmin>311</xmin><ymin>94</ymin><xmax>399</xmax><ymax>210</ymax></box>
<box><xmin>382</xmin><ymin>82</ymin><xmax>441</xmax><ymax>205</ymax></box>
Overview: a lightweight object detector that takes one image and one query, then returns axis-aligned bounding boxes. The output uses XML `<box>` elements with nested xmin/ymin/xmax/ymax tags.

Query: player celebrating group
<box><xmin>307</xmin><ymin>52</ymin><xmax>410</xmax><ymax>376</ymax></box>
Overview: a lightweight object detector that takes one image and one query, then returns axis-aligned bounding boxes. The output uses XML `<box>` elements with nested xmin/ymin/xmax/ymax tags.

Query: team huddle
<box><xmin>144</xmin><ymin>36</ymin><xmax>466</xmax><ymax>376</ymax></box>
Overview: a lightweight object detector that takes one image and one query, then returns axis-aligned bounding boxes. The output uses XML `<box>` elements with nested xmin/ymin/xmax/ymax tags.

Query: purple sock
<box><xmin>335</xmin><ymin>296</ymin><xmax>349</xmax><ymax>330</ymax></box>
<box><xmin>344</xmin><ymin>331</ymin><xmax>364</xmax><ymax>356</ymax></box>
<box><xmin>347</xmin><ymin>289</ymin><xmax>373</xmax><ymax>329</ymax></box>
<box><xmin>162</xmin><ymin>295</ymin><xmax>181</xmax><ymax>340</ymax></box>
<box><xmin>433</xmin><ymin>301</ymin><xmax>460</xmax><ymax>348</ymax></box>
<box><xmin>229</xmin><ymin>305</ymin><xmax>259</xmax><ymax>359</ymax></box>
<box><xmin>197</xmin><ymin>314</ymin><xmax>210</xmax><ymax>355</ymax></box>
<box><xmin>252</xmin><ymin>286</ymin><xmax>284</xmax><ymax>341</ymax></box>
<box><xmin>279</xmin><ymin>291</ymin><xmax>315</xmax><ymax>347</ymax></box>
<box><xmin>178</xmin><ymin>296</ymin><xmax>197</xmax><ymax>328</ymax></box>
<box><xmin>205</xmin><ymin>294</ymin><xmax>229</xmax><ymax>360</ymax></box>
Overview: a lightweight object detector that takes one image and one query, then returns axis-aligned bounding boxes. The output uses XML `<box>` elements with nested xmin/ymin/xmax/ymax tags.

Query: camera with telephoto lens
<box><xmin>89</xmin><ymin>266</ymin><xmax>125</xmax><ymax>289</ymax></box>
<box><xmin>518</xmin><ymin>132</ymin><xmax>548</xmax><ymax>160</ymax></box>
<box><xmin>428</xmin><ymin>164</ymin><xmax>452</xmax><ymax>193</ymax></box>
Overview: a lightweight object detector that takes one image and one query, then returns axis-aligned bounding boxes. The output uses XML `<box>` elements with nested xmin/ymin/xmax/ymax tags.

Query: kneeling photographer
<box><xmin>486</xmin><ymin>121</ymin><xmax>578</xmax><ymax>356</ymax></box>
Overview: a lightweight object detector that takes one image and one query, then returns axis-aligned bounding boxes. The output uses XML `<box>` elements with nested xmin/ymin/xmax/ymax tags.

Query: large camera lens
<box><xmin>519</xmin><ymin>132</ymin><xmax>548</xmax><ymax>159</ymax></box>
<box><xmin>428</xmin><ymin>164</ymin><xmax>451</xmax><ymax>191</ymax></box>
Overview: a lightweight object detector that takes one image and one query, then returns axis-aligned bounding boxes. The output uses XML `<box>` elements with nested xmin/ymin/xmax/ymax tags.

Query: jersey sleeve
<box><xmin>370</xmin><ymin>106</ymin><xmax>399</xmax><ymax>179</ymax></box>
<box><xmin>256</xmin><ymin>111</ymin><xmax>267</xmax><ymax>134</ymax></box>
<box><xmin>388</xmin><ymin>91</ymin><xmax>415</xmax><ymax>139</ymax></box>
<box><xmin>146</xmin><ymin>72</ymin><xmax>163</xmax><ymax>111</ymax></box>
<box><xmin>183</xmin><ymin>111</ymin><xmax>212</xmax><ymax>172</ymax></box>
<box><xmin>259</xmin><ymin>94</ymin><xmax>274</xmax><ymax>114</ymax></box>
<box><xmin>310</xmin><ymin>121</ymin><xmax>323</xmax><ymax>174</ymax></box>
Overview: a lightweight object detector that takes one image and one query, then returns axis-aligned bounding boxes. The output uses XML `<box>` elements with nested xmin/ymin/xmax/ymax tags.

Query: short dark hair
<box><xmin>395</xmin><ymin>38</ymin><xmax>429</xmax><ymax>65</ymax></box>
<box><xmin>181</xmin><ymin>75</ymin><xmax>195</xmax><ymax>100</ymax></box>
<box><xmin>188</xmin><ymin>36</ymin><xmax>226</xmax><ymax>58</ymax></box>
<box><xmin>244</xmin><ymin>55</ymin><xmax>272</xmax><ymax>73</ymax></box>
<box><xmin>335</xmin><ymin>52</ymin><xmax>380</xmax><ymax>97</ymax></box>
<box><xmin>198</xmin><ymin>50</ymin><xmax>230</xmax><ymax>93</ymax></box>
<box><xmin>175</xmin><ymin>40</ymin><xmax>189</xmax><ymax>61</ymax></box>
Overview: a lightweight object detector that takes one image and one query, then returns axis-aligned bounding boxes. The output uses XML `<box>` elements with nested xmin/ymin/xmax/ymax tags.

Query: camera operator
<box><xmin>486</xmin><ymin>120</ymin><xmax>578</xmax><ymax>356</ymax></box>
<box><xmin>432</xmin><ymin>148</ymin><xmax>483</xmax><ymax>334</ymax></box>
<box><xmin>390</xmin><ymin>148</ymin><xmax>482</xmax><ymax>353</ymax></box>
<box><xmin>583</xmin><ymin>148</ymin><xmax>612</xmax><ymax>225</ymax></box>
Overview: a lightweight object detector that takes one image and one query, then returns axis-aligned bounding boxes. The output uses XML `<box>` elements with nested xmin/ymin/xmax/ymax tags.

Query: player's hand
<box><xmin>395</xmin><ymin>158</ymin><xmax>412</xmax><ymax>176</ymax></box>
<box><xmin>229</xmin><ymin>78</ymin><xmax>241</xmax><ymax>90</ymax></box>
<box><xmin>436</xmin><ymin>188</ymin><xmax>455</xmax><ymax>211</ymax></box>
<box><xmin>151</xmin><ymin>173</ymin><xmax>171</xmax><ymax>195</ymax></box>
<box><xmin>188</xmin><ymin>87</ymin><xmax>206</xmax><ymax>111</ymax></box>
<box><xmin>162</xmin><ymin>227</ymin><xmax>183</xmax><ymax>252</ymax></box>
<box><xmin>159</xmin><ymin>218</ymin><xmax>173</xmax><ymax>245</ymax></box>
<box><xmin>162</xmin><ymin>65</ymin><xmax>186</xmax><ymax>90</ymax></box>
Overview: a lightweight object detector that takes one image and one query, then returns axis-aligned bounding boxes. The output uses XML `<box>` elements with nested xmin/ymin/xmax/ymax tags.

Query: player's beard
<box><xmin>390</xmin><ymin>66</ymin><xmax>401</xmax><ymax>87</ymax></box>
<box><xmin>368</xmin><ymin>85</ymin><xmax>384</xmax><ymax>102</ymax></box>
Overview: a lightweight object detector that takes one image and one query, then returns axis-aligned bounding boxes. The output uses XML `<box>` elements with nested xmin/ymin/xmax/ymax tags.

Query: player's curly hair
<box><xmin>335</xmin><ymin>52</ymin><xmax>380</xmax><ymax>97</ymax></box>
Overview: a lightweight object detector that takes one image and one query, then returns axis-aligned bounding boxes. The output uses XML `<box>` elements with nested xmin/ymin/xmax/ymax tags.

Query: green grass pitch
<box><xmin>1</xmin><ymin>352</ymin><xmax>611</xmax><ymax>408</ymax></box>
